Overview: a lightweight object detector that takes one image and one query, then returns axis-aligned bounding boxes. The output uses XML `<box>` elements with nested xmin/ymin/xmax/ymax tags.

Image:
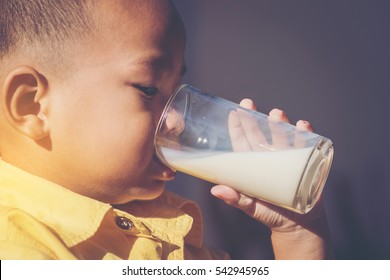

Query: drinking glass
<box><xmin>154</xmin><ymin>84</ymin><xmax>334</xmax><ymax>214</ymax></box>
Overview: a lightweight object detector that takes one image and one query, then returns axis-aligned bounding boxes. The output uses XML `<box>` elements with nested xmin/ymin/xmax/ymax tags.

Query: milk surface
<box><xmin>162</xmin><ymin>147</ymin><xmax>314</xmax><ymax>208</ymax></box>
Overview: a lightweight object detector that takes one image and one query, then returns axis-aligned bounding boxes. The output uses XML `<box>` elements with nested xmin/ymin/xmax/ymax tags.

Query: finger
<box><xmin>211</xmin><ymin>185</ymin><xmax>282</xmax><ymax>222</ymax></box>
<box><xmin>237</xmin><ymin>110</ymin><xmax>269</xmax><ymax>150</ymax></box>
<box><xmin>237</xmin><ymin>99</ymin><xmax>269</xmax><ymax>150</ymax></box>
<box><xmin>211</xmin><ymin>185</ymin><xmax>295</xmax><ymax>227</ymax></box>
<box><xmin>228</xmin><ymin>111</ymin><xmax>252</xmax><ymax>151</ymax></box>
<box><xmin>210</xmin><ymin>185</ymin><xmax>240</xmax><ymax>203</ymax></box>
<box><xmin>211</xmin><ymin>185</ymin><xmax>256</xmax><ymax>215</ymax></box>
<box><xmin>294</xmin><ymin>120</ymin><xmax>314</xmax><ymax>148</ymax></box>
<box><xmin>296</xmin><ymin>120</ymin><xmax>314</xmax><ymax>132</ymax></box>
<box><xmin>268</xmin><ymin>108</ymin><xmax>291</xmax><ymax>148</ymax></box>
<box><xmin>269</xmin><ymin>108</ymin><xmax>290</xmax><ymax>123</ymax></box>
<box><xmin>239</xmin><ymin>98</ymin><xmax>257</xmax><ymax>111</ymax></box>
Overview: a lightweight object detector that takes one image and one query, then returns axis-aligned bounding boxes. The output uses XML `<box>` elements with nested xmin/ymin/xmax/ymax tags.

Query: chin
<box><xmin>137</xmin><ymin>181</ymin><xmax>166</xmax><ymax>201</ymax></box>
<box><xmin>112</xmin><ymin>180</ymin><xmax>166</xmax><ymax>205</ymax></box>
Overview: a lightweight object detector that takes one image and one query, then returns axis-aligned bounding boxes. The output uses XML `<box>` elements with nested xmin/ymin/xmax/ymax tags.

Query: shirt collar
<box><xmin>115</xmin><ymin>190</ymin><xmax>203</xmax><ymax>248</ymax></box>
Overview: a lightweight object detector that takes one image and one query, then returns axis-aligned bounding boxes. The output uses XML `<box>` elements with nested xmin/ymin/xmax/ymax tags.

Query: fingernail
<box><xmin>299</xmin><ymin>120</ymin><xmax>310</xmax><ymax>125</ymax></box>
<box><xmin>210</xmin><ymin>188</ymin><xmax>223</xmax><ymax>199</ymax></box>
<box><xmin>240</xmin><ymin>98</ymin><xmax>253</xmax><ymax>107</ymax></box>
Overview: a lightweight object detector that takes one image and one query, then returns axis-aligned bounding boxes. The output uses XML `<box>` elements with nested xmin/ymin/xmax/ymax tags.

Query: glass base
<box><xmin>292</xmin><ymin>138</ymin><xmax>334</xmax><ymax>214</ymax></box>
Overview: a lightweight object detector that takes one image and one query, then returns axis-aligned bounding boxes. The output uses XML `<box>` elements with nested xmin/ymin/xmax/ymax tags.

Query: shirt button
<box><xmin>115</xmin><ymin>216</ymin><xmax>133</xmax><ymax>230</ymax></box>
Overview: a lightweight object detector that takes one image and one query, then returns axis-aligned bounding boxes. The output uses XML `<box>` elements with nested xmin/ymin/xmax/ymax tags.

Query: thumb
<box><xmin>211</xmin><ymin>185</ymin><xmax>256</xmax><ymax>215</ymax></box>
<box><xmin>210</xmin><ymin>185</ymin><xmax>240</xmax><ymax>204</ymax></box>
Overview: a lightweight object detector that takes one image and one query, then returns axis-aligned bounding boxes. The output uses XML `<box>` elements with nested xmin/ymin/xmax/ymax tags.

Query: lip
<box><xmin>153</xmin><ymin>154</ymin><xmax>176</xmax><ymax>181</ymax></box>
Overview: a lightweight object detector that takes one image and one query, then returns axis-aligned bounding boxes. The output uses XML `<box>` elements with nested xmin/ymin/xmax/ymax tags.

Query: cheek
<box><xmin>87</xmin><ymin>114</ymin><xmax>155</xmax><ymax>171</ymax></box>
<box><xmin>50</xmin><ymin>89</ymin><xmax>156</xmax><ymax>181</ymax></box>
<box><xmin>96</xmin><ymin>114</ymin><xmax>156</xmax><ymax>173</ymax></box>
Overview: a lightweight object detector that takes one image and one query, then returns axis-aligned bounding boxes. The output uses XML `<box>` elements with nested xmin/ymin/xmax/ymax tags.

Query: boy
<box><xmin>0</xmin><ymin>0</ymin><xmax>331</xmax><ymax>259</ymax></box>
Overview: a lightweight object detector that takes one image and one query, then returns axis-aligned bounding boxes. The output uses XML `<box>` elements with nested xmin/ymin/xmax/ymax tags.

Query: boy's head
<box><xmin>0</xmin><ymin>0</ymin><xmax>186</xmax><ymax>204</ymax></box>
<box><xmin>0</xmin><ymin>1</ymin><xmax>91</xmax><ymax>69</ymax></box>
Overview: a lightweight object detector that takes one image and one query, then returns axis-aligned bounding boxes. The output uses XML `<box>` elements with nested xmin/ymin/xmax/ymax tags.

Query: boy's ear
<box><xmin>2</xmin><ymin>66</ymin><xmax>50</xmax><ymax>140</ymax></box>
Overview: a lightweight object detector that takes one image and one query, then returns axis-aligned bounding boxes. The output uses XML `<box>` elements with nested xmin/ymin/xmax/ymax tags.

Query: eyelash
<box><xmin>134</xmin><ymin>85</ymin><xmax>159</xmax><ymax>99</ymax></box>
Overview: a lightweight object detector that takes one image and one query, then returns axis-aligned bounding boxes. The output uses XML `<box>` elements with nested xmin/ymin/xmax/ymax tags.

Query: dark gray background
<box><xmin>168</xmin><ymin>0</ymin><xmax>390</xmax><ymax>259</ymax></box>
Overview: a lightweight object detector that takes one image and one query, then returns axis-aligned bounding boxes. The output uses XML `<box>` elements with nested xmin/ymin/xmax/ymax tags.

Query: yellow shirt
<box><xmin>0</xmin><ymin>160</ymin><xmax>228</xmax><ymax>260</ymax></box>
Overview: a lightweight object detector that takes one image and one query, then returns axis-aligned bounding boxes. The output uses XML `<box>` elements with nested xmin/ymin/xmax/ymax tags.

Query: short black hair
<box><xmin>0</xmin><ymin>0</ymin><xmax>92</xmax><ymax>60</ymax></box>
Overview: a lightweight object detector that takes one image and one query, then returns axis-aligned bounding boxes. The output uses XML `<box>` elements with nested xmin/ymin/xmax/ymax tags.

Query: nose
<box><xmin>155</xmin><ymin>85</ymin><xmax>187</xmax><ymax>142</ymax></box>
<box><xmin>161</xmin><ymin>107</ymin><xmax>185</xmax><ymax>136</ymax></box>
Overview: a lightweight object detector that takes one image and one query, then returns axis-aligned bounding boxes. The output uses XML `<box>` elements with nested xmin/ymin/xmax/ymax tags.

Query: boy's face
<box><xmin>45</xmin><ymin>0</ymin><xmax>185</xmax><ymax>204</ymax></box>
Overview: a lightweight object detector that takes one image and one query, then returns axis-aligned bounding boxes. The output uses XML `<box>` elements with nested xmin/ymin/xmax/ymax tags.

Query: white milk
<box><xmin>161</xmin><ymin>147</ymin><xmax>315</xmax><ymax>208</ymax></box>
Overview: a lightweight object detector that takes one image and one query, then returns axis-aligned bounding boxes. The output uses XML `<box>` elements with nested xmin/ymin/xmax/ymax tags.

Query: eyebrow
<box><xmin>131</xmin><ymin>55</ymin><xmax>186</xmax><ymax>78</ymax></box>
<box><xmin>130</xmin><ymin>55</ymin><xmax>171</xmax><ymax>72</ymax></box>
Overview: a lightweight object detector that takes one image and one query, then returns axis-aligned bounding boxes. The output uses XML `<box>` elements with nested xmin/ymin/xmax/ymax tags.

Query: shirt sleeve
<box><xmin>0</xmin><ymin>206</ymin><xmax>73</xmax><ymax>260</ymax></box>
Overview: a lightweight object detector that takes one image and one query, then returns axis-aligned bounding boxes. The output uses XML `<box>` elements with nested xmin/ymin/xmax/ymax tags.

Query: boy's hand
<box><xmin>210</xmin><ymin>99</ymin><xmax>332</xmax><ymax>259</ymax></box>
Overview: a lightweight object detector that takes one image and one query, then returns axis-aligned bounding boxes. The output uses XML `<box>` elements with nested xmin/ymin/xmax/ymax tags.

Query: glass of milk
<box><xmin>154</xmin><ymin>84</ymin><xmax>334</xmax><ymax>214</ymax></box>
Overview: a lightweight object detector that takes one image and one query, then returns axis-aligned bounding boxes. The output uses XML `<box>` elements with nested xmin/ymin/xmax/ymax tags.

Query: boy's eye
<box><xmin>134</xmin><ymin>85</ymin><xmax>159</xmax><ymax>99</ymax></box>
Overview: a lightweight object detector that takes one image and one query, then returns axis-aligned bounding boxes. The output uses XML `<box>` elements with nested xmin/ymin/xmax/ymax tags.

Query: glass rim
<box><xmin>153</xmin><ymin>83</ymin><xmax>189</xmax><ymax>165</ymax></box>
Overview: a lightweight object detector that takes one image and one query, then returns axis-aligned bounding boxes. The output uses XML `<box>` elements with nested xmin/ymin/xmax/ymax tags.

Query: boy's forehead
<box><xmin>87</xmin><ymin>0</ymin><xmax>185</xmax><ymax>59</ymax></box>
<box><xmin>55</xmin><ymin>0</ymin><xmax>186</xmax><ymax>76</ymax></box>
<box><xmin>91</xmin><ymin>0</ymin><xmax>177</xmax><ymax>24</ymax></box>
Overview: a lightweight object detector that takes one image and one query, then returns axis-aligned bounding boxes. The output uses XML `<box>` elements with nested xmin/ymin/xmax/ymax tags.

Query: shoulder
<box><xmin>0</xmin><ymin>205</ymin><xmax>61</xmax><ymax>259</ymax></box>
